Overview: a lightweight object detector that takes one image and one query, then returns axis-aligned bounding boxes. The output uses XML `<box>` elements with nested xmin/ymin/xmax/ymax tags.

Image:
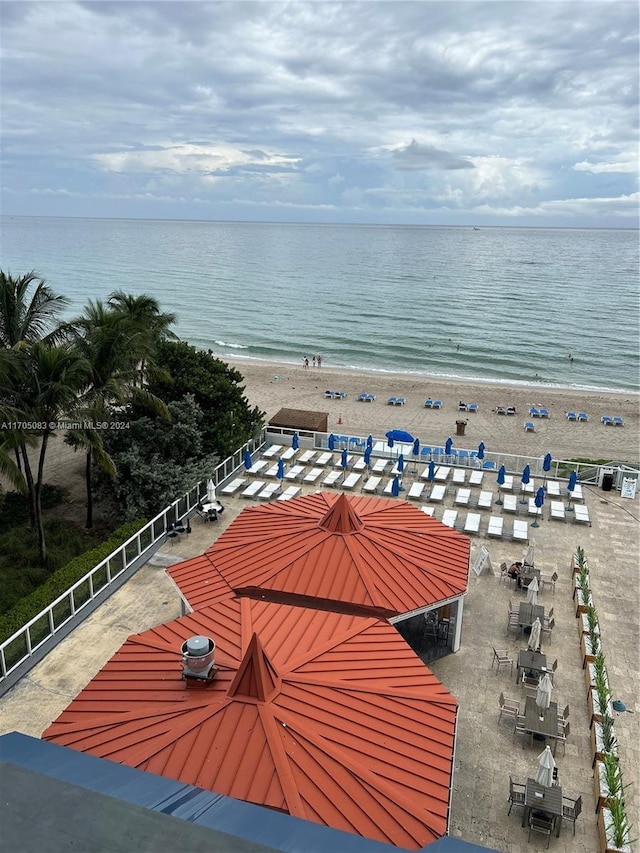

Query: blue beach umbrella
<box><xmin>397</xmin><ymin>453</ymin><xmax>405</xmax><ymax>474</ymax></box>
<box><xmin>542</xmin><ymin>452</ymin><xmax>552</xmax><ymax>486</ymax></box>
<box><xmin>445</xmin><ymin>436</ymin><xmax>453</xmax><ymax>456</ymax></box>
<box><xmin>363</xmin><ymin>446</ymin><xmax>372</xmax><ymax>467</ymax></box>
<box><xmin>496</xmin><ymin>465</ymin><xmax>506</xmax><ymax>505</ymax></box>
<box><xmin>386</xmin><ymin>429</ymin><xmax>414</xmax><ymax>444</ymax></box>
<box><xmin>366</xmin><ymin>434</ymin><xmax>373</xmax><ymax>450</ymax></box>
<box><xmin>391</xmin><ymin>475</ymin><xmax>400</xmax><ymax>497</ymax></box>
<box><xmin>244</xmin><ymin>450</ymin><xmax>253</xmax><ymax>470</ymax></box>
<box><xmin>520</xmin><ymin>464</ymin><xmax>531</xmax><ymax>504</ymax></box>
<box><xmin>477</xmin><ymin>442</ymin><xmax>485</xmax><ymax>461</ymax></box>
<box><xmin>292</xmin><ymin>432</ymin><xmax>299</xmax><ymax>450</ymax></box>
<box><xmin>341</xmin><ymin>448</ymin><xmax>348</xmax><ymax>469</ymax></box>
<box><xmin>566</xmin><ymin>470</ymin><xmax>577</xmax><ymax>510</ymax></box>
<box><xmin>532</xmin><ymin>486</ymin><xmax>545</xmax><ymax>528</ymax></box>
<box><xmin>277</xmin><ymin>459</ymin><xmax>285</xmax><ymax>480</ymax></box>
<box><xmin>413</xmin><ymin>437</ymin><xmax>420</xmax><ymax>457</ymax></box>
<box><xmin>328</xmin><ymin>433</ymin><xmax>336</xmax><ymax>451</ymax></box>
<box><xmin>427</xmin><ymin>460</ymin><xmax>436</xmax><ymax>481</ymax></box>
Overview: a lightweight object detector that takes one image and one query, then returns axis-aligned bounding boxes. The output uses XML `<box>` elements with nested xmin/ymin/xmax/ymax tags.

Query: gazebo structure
<box><xmin>43</xmin><ymin>597</ymin><xmax>458</xmax><ymax>850</ymax></box>
<box><xmin>168</xmin><ymin>492</ymin><xmax>470</xmax><ymax>655</ymax></box>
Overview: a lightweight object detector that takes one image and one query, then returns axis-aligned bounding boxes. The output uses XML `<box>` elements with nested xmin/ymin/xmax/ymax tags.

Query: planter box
<box><xmin>597</xmin><ymin>806</ymin><xmax>633</xmax><ymax>853</ymax></box>
<box><xmin>576</xmin><ymin>587</ymin><xmax>592</xmax><ymax>616</ymax></box>
<box><xmin>571</xmin><ymin>553</ymin><xmax>589</xmax><ymax>575</ymax></box>
<box><xmin>591</xmin><ymin>721</ymin><xmax>619</xmax><ymax>767</ymax></box>
<box><xmin>581</xmin><ymin>633</ymin><xmax>600</xmax><ymax>668</ymax></box>
<box><xmin>594</xmin><ymin>759</ymin><xmax>622</xmax><ymax>813</ymax></box>
<box><xmin>579</xmin><ymin>611</ymin><xmax>600</xmax><ymax>637</ymax></box>
<box><xmin>589</xmin><ymin>688</ymin><xmax>614</xmax><ymax>728</ymax></box>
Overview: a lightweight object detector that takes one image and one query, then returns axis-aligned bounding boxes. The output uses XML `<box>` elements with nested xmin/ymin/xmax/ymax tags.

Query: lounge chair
<box><xmin>539</xmin><ymin>408</ymin><xmax>550</xmax><ymax>418</ymax></box>
<box><xmin>284</xmin><ymin>465</ymin><xmax>305</xmax><ymax>481</ymax></box>
<box><xmin>395</xmin><ymin>397</ymin><xmax>405</xmax><ymax>405</ymax></box>
<box><xmin>362</xmin><ymin>475</ymin><xmax>382</xmax><ymax>493</ymax></box>
<box><xmin>280</xmin><ymin>447</ymin><xmax>297</xmax><ymax>461</ymax></box>
<box><xmin>420</xmin><ymin>506</ymin><xmax>435</xmax><ymax>517</ymax></box>
<box><xmin>262</xmin><ymin>444</ymin><xmax>283</xmax><ymax>458</ymax></box>
<box><xmin>324</xmin><ymin>390</ymin><xmax>336</xmax><ymax>398</ymax></box>
<box><xmin>424</xmin><ymin>398</ymin><xmax>434</xmax><ymax>408</ymax></box>
<box><xmin>352</xmin><ymin>457</ymin><xmax>368</xmax><ymax>472</ymax></box>
<box><xmin>569</xmin><ymin>483</ymin><xmax>583</xmax><ymax>500</ymax></box>
<box><xmin>220</xmin><ymin>477</ymin><xmax>247</xmax><ymax>496</ymax></box>
<box><xmin>298</xmin><ymin>450</ymin><xmax>316</xmax><ymax>465</ymax></box>
<box><xmin>322</xmin><ymin>470</ymin><xmax>342</xmax><ymax>487</ymax></box>
<box><xmin>487</xmin><ymin>516</ymin><xmax>504</xmax><ymax>537</ymax></box>
<box><xmin>387</xmin><ymin>396</ymin><xmax>397</xmax><ymax>405</ymax></box>
<box><xmin>506</xmin><ymin>406</ymin><xmax>517</xmax><ymax>415</ymax></box>
<box><xmin>434</xmin><ymin>466</ymin><xmax>451</xmax><ymax>481</ymax></box>
<box><xmin>469</xmin><ymin>470</ymin><xmax>484</xmax><ymax>487</ymax></box>
<box><xmin>407</xmin><ymin>482</ymin><xmax>425</xmax><ymax>500</ymax></box>
<box><xmin>529</xmin><ymin>407</ymin><xmax>540</xmax><ymax>418</ymax></box>
<box><xmin>550</xmin><ymin>501</ymin><xmax>565</xmax><ymax>521</ymax></box>
<box><xmin>566</xmin><ymin>412</ymin><xmax>577</xmax><ymax>421</ymax></box>
<box><xmin>442</xmin><ymin>509</ymin><xmax>457</xmax><ymax>528</ymax></box>
<box><xmin>524</xmin><ymin>421</ymin><xmax>535</xmax><ymax>432</ymax></box>
<box><xmin>333</xmin><ymin>454</ymin><xmax>353</xmax><ymax>468</ymax></box>
<box><xmin>420</xmin><ymin>446</ymin><xmax>433</xmax><ymax>459</ymax></box>
<box><xmin>458</xmin><ymin>401</ymin><xmax>468</xmax><ymax>411</ymax></box>
<box><xmin>358</xmin><ymin>393</ymin><xmax>369</xmax><ymax>402</ymax></box>
<box><xmin>429</xmin><ymin>484</ymin><xmax>446</xmax><ymax>502</ymax></box>
<box><xmin>257</xmin><ymin>482</ymin><xmax>281</xmax><ymax>500</ymax></box>
<box><xmin>464</xmin><ymin>512</ymin><xmax>481</xmax><ymax>534</ymax></box>
<box><xmin>601</xmin><ymin>415</ymin><xmax>613</xmax><ymax>426</ymax></box>
<box><xmin>315</xmin><ymin>452</ymin><xmax>333</xmax><ymax>466</ymax></box>
<box><xmin>500</xmin><ymin>474</ymin><xmax>514</xmax><ymax>491</ymax></box>
<box><xmin>467</xmin><ymin>403</ymin><xmax>478</xmax><ymax>413</ymax></box>
<box><xmin>432</xmin><ymin>400</ymin><xmax>443</xmax><ymax>408</ymax></box>
<box><xmin>512</xmin><ymin>520</ymin><xmax>529</xmax><ymax>542</ymax></box>
<box><xmin>341</xmin><ymin>472</ymin><xmax>361</xmax><ymax>490</ymax></box>
<box><xmin>477</xmin><ymin>490</ymin><xmax>493</xmax><ymax>509</ymax></box>
<box><xmin>613</xmin><ymin>416</ymin><xmax>624</xmax><ymax>426</ymax></box>
<box><xmin>546</xmin><ymin>480</ymin><xmax>560</xmax><ymax>497</ymax></box>
<box><xmin>372</xmin><ymin>458</ymin><xmax>388</xmax><ymax>473</ymax></box>
<box><xmin>454</xmin><ymin>488</ymin><xmax>471</xmax><ymax>506</ymax></box>
<box><xmin>452</xmin><ymin>468</ymin><xmax>466</xmax><ymax>484</ymax></box>
<box><xmin>303</xmin><ymin>467</ymin><xmax>323</xmax><ymax>484</ymax></box>
<box><xmin>277</xmin><ymin>486</ymin><xmax>301</xmax><ymax>501</ymax></box>
<box><xmin>527</xmin><ymin>498</ymin><xmax>542</xmax><ymax>517</ymax></box>
<box><xmin>247</xmin><ymin>459</ymin><xmax>268</xmax><ymax>476</ymax></box>
<box><xmin>264</xmin><ymin>464</ymin><xmax>281</xmax><ymax>478</ymax></box>
<box><xmin>495</xmin><ymin>406</ymin><xmax>507</xmax><ymax>415</ymax></box>
<box><xmin>241</xmin><ymin>480</ymin><xmax>265</xmax><ymax>499</ymax></box>
<box><xmin>502</xmin><ymin>495</ymin><xmax>517</xmax><ymax>513</ymax></box>
<box><xmin>577</xmin><ymin>412</ymin><xmax>589</xmax><ymax>422</ymax></box>
<box><xmin>574</xmin><ymin>504</ymin><xmax>591</xmax><ymax>525</ymax></box>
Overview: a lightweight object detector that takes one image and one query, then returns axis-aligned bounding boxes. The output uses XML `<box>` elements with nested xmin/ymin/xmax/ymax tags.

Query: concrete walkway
<box><xmin>1</xmin><ymin>478</ymin><xmax>638</xmax><ymax>853</ymax></box>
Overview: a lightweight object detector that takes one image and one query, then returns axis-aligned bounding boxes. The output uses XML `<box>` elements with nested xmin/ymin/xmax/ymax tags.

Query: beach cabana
<box><xmin>167</xmin><ymin>492</ymin><xmax>470</xmax><ymax>653</ymax></box>
<box><xmin>43</xmin><ymin>597</ymin><xmax>457</xmax><ymax>850</ymax></box>
<box><xmin>267</xmin><ymin>408</ymin><xmax>328</xmax><ymax>440</ymax></box>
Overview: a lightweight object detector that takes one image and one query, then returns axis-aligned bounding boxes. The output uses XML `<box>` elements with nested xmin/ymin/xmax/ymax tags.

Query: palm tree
<box><xmin>19</xmin><ymin>343</ymin><xmax>91</xmax><ymax>563</ymax></box>
<box><xmin>107</xmin><ymin>291</ymin><xmax>177</xmax><ymax>387</ymax></box>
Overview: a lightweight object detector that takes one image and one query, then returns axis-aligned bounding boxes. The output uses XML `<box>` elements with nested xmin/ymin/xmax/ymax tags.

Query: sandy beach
<box><xmin>229</xmin><ymin>358</ymin><xmax>640</xmax><ymax>463</ymax></box>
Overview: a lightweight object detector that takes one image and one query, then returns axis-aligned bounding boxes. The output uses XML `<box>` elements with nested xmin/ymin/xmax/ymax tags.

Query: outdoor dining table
<box><xmin>524</xmin><ymin>695</ymin><xmax>559</xmax><ymax>753</ymax></box>
<box><xmin>518</xmin><ymin>603</ymin><xmax>544</xmax><ymax>631</ymax></box>
<box><xmin>516</xmin><ymin>650</ymin><xmax>547</xmax><ymax>683</ymax></box>
<box><xmin>519</xmin><ymin>567</ymin><xmax>541</xmax><ymax>589</ymax></box>
<box><xmin>521</xmin><ymin>777</ymin><xmax>563</xmax><ymax>837</ymax></box>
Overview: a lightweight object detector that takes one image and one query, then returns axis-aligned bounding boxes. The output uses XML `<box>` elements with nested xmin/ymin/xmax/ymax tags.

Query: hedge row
<box><xmin>0</xmin><ymin>519</ymin><xmax>146</xmax><ymax>645</ymax></box>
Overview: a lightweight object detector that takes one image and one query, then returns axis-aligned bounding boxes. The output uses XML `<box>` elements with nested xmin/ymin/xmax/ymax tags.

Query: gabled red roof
<box><xmin>168</xmin><ymin>492</ymin><xmax>469</xmax><ymax>613</ymax></box>
<box><xmin>43</xmin><ymin>598</ymin><xmax>457</xmax><ymax>849</ymax></box>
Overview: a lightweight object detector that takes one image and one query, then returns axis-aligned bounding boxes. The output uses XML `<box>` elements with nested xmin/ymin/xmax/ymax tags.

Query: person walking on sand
<box><xmin>317</xmin><ymin>354</ymin><xmax>322</xmax><ymax>368</ymax></box>
<box><xmin>312</xmin><ymin>355</ymin><xmax>316</xmax><ymax>367</ymax></box>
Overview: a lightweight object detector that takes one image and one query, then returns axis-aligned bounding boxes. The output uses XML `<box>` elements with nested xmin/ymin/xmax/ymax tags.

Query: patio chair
<box><xmin>566</xmin><ymin>411</ymin><xmax>577</xmax><ymax>421</ymax></box>
<box><xmin>498</xmin><ymin>692</ymin><xmax>519</xmax><ymax>725</ymax></box>
<box><xmin>577</xmin><ymin>412</ymin><xmax>589</xmax><ymax>421</ymax></box>
<box><xmin>529</xmin><ymin>811</ymin><xmax>554</xmax><ymax>848</ymax></box>
<box><xmin>540</xmin><ymin>570</ymin><xmax>558</xmax><ymax>593</ymax></box>
<box><xmin>613</xmin><ymin>416</ymin><xmax>624</xmax><ymax>426</ymax></box>
<box><xmin>492</xmin><ymin>648</ymin><xmax>514</xmax><ymax>676</ymax></box>
<box><xmin>513</xmin><ymin>714</ymin><xmax>528</xmax><ymax>747</ymax></box>
<box><xmin>541</xmin><ymin>616</ymin><xmax>555</xmax><ymax>643</ymax></box>
<box><xmin>543</xmin><ymin>607</ymin><xmax>554</xmax><ymax>628</ymax></box>
<box><xmin>601</xmin><ymin>415</ymin><xmax>613</xmax><ymax>425</ymax></box>
<box><xmin>562</xmin><ymin>795</ymin><xmax>582</xmax><ymax>835</ymax></box>
<box><xmin>508</xmin><ymin>776</ymin><xmax>526</xmax><ymax>815</ymax></box>
<box><xmin>524</xmin><ymin>421</ymin><xmax>535</xmax><ymax>432</ymax></box>
<box><xmin>555</xmin><ymin>720</ymin><xmax>570</xmax><ymax>756</ymax></box>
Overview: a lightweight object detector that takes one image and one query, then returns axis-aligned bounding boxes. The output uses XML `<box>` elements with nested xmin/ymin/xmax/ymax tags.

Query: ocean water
<box><xmin>1</xmin><ymin>216</ymin><xmax>638</xmax><ymax>393</ymax></box>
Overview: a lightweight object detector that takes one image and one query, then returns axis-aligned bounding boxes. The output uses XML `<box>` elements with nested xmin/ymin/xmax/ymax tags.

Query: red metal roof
<box><xmin>43</xmin><ymin>597</ymin><xmax>457</xmax><ymax>849</ymax></box>
<box><xmin>168</xmin><ymin>492</ymin><xmax>469</xmax><ymax>613</ymax></box>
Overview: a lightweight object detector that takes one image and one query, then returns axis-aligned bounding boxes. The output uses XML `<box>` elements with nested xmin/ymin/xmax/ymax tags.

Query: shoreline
<box><xmin>215</xmin><ymin>351</ymin><xmax>640</xmax><ymax>397</ymax></box>
<box><xmin>226</xmin><ymin>356</ymin><xmax>640</xmax><ymax>463</ymax></box>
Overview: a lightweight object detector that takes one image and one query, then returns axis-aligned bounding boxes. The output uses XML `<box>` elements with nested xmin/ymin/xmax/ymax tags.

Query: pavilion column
<box><xmin>451</xmin><ymin>597</ymin><xmax>464</xmax><ymax>652</ymax></box>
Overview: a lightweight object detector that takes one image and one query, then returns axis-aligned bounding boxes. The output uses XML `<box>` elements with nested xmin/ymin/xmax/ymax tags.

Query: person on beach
<box><xmin>312</xmin><ymin>355</ymin><xmax>316</xmax><ymax>367</ymax></box>
<box><xmin>508</xmin><ymin>562</ymin><xmax>523</xmax><ymax>587</ymax></box>
<box><xmin>303</xmin><ymin>357</ymin><xmax>309</xmax><ymax>368</ymax></box>
<box><xmin>317</xmin><ymin>354</ymin><xmax>322</xmax><ymax>368</ymax></box>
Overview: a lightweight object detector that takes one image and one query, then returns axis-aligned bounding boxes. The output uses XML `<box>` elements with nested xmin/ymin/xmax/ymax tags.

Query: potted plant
<box><xmin>589</xmin><ymin>674</ymin><xmax>613</xmax><ymax>727</ymax></box>
<box><xmin>572</xmin><ymin>545</ymin><xmax>588</xmax><ymax>574</ymax></box>
<box><xmin>579</xmin><ymin>602</ymin><xmax>601</xmax><ymax>638</ymax></box>
<box><xmin>581</xmin><ymin>606</ymin><xmax>601</xmax><ymax>666</ymax></box>
<box><xmin>594</xmin><ymin>752</ymin><xmax>624</xmax><ymax>813</ymax></box>
<box><xmin>597</xmin><ymin>794</ymin><xmax>636</xmax><ymax>852</ymax></box>
<box><xmin>592</xmin><ymin>714</ymin><xmax>619</xmax><ymax>767</ymax></box>
<box><xmin>587</xmin><ymin>651</ymin><xmax>608</xmax><ymax>694</ymax></box>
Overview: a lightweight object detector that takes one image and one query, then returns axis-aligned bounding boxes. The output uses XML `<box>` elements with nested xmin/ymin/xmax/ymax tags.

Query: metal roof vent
<box><xmin>181</xmin><ymin>635</ymin><xmax>216</xmax><ymax>683</ymax></box>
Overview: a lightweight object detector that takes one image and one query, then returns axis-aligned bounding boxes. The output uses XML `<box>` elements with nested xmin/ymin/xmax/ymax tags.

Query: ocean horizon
<box><xmin>2</xmin><ymin>216</ymin><xmax>638</xmax><ymax>395</ymax></box>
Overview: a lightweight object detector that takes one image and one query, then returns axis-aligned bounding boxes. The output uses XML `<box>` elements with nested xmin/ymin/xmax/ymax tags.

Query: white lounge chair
<box><xmin>297</xmin><ymin>450</ymin><xmax>316</xmax><ymax>465</ymax></box>
<box><xmin>303</xmin><ymin>467</ymin><xmax>323</xmax><ymax>484</ymax></box>
<box><xmin>574</xmin><ymin>505</ymin><xmax>591</xmax><ymax>525</ymax></box>
<box><xmin>258</xmin><ymin>482</ymin><xmax>281</xmax><ymax>500</ymax></box>
<box><xmin>469</xmin><ymin>470</ymin><xmax>484</xmax><ymax>487</ymax></box>
<box><xmin>262</xmin><ymin>444</ymin><xmax>283</xmax><ymax>459</ymax></box>
<box><xmin>220</xmin><ymin>477</ymin><xmax>247</xmax><ymax>496</ymax></box>
<box><xmin>454</xmin><ymin>488</ymin><xmax>471</xmax><ymax>506</ymax></box>
<box><xmin>342</xmin><ymin>472</ymin><xmax>361</xmax><ymax>490</ymax></box>
<box><xmin>452</xmin><ymin>469</ymin><xmax>466</xmax><ymax>485</ymax></box>
<box><xmin>527</xmin><ymin>498</ymin><xmax>543</xmax><ymax>516</ymax></box>
<box><xmin>284</xmin><ymin>465</ymin><xmax>305</xmax><ymax>481</ymax></box>
<box><xmin>334</xmin><ymin>454</ymin><xmax>353</xmax><ymax>469</ymax></box>
<box><xmin>353</xmin><ymin>457</ymin><xmax>368</xmax><ymax>472</ymax></box>
<box><xmin>434</xmin><ymin>466</ymin><xmax>451</xmax><ymax>481</ymax></box>
<box><xmin>362</xmin><ymin>476</ymin><xmax>382</xmax><ymax>494</ymax></box>
<box><xmin>477</xmin><ymin>490</ymin><xmax>493</xmax><ymax>509</ymax></box>
<box><xmin>322</xmin><ymin>470</ymin><xmax>342</xmax><ymax>487</ymax></box>
<box><xmin>315</xmin><ymin>452</ymin><xmax>333</xmax><ymax>467</ymax></box>
<box><xmin>277</xmin><ymin>486</ymin><xmax>301</xmax><ymax>501</ymax></box>
<box><xmin>241</xmin><ymin>480</ymin><xmax>265</xmax><ymax>499</ymax></box>
<box><xmin>546</xmin><ymin>480</ymin><xmax>561</xmax><ymax>497</ymax></box>
<box><xmin>264</xmin><ymin>464</ymin><xmax>281</xmax><ymax>478</ymax></box>
<box><xmin>550</xmin><ymin>501</ymin><xmax>565</xmax><ymax>521</ymax></box>
<box><xmin>521</xmin><ymin>480</ymin><xmax>535</xmax><ymax>494</ymax></box>
<box><xmin>464</xmin><ymin>512</ymin><xmax>481</xmax><ymax>534</ymax></box>
<box><xmin>247</xmin><ymin>460</ymin><xmax>268</xmax><ymax>476</ymax></box>
<box><xmin>502</xmin><ymin>495</ymin><xmax>518</xmax><ymax>513</ymax></box>
<box><xmin>429</xmin><ymin>484</ymin><xmax>446</xmax><ymax>502</ymax></box>
<box><xmin>512</xmin><ymin>519</ymin><xmax>529</xmax><ymax>542</ymax></box>
<box><xmin>280</xmin><ymin>447</ymin><xmax>297</xmax><ymax>462</ymax></box>
<box><xmin>487</xmin><ymin>516</ymin><xmax>504</xmax><ymax>537</ymax></box>
<box><xmin>372</xmin><ymin>458</ymin><xmax>388</xmax><ymax>473</ymax></box>
<box><xmin>501</xmin><ymin>475</ymin><xmax>514</xmax><ymax>491</ymax></box>
<box><xmin>420</xmin><ymin>506</ymin><xmax>435</xmax><ymax>517</ymax></box>
<box><xmin>442</xmin><ymin>509</ymin><xmax>458</xmax><ymax>528</ymax></box>
<box><xmin>408</xmin><ymin>482</ymin><xmax>425</xmax><ymax>500</ymax></box>
<box><xmin>569</xmin><ymin>483</ymin><xmax>584</xmax><ymax>501</ymax></box>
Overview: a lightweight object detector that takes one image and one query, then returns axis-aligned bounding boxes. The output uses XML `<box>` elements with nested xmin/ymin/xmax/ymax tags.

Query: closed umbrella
<box><xmin>366</xmin><ymin>434</ymin><xmax>373</xmax><ymax>450</ymax></box>
<box><xmin>244</xmin><ymin>451</ymin><xmax>253</xmax><ymax>471</ymax></box>
<box><xmin>412</xmin><ymin>438</ymin><xmax>420</xmax><ymax>473</ymax></box>
<box><xmin>277</xmin><ymin>459</ymin><xmax>285</xmax><ymax>480</ymax></box>
<box><xmin>535</xmin><ymin>745</ymin><xmax>556</xmax><ymax>788</ymax></box>
<box><xmin>207</xmin><ymin>479</ymin><xmax>216</xmax><ymax>504</ymax></box>
<box><xmin>341</xmin><ymin>448</ymin><xmax>348</xmax><ymax>469</ymax></box>
<box><xmin>328</xmin><ymin>433</ymin><xmax>336</xmax><ymax>451</ymax></box>
<box><xmin>526</xmin><ymin>576</ymin><xmax>539</xmax><ymax>605</ymax></box>
<box><xmin>292</xmin><ymin>432</ymin><xmax>299</xmax><ymax>450</ymax></box>
<box><xmin>387</xmin><ymin>435</ymin><xmax>395</xmax><ymax>456</ymax></box>
<box><xmin>532</xmin><ymin>486</ymin><xmax>545</xmax><ymax>528</ymax></box>
<box><xmin>566</xmin><ymin>470</ymin><xmax>577</xmax><ymax>511</ymax></box>
<box><xmin>535</xmin><ymin>673</ymin><xmax>553</xmax><ymax>718</ymax></box>
<box><xmin>445</xmin><ymin>437</ymin><xmax>453</xmax><ymax>456</ymax></box>
<box><xmin>477</xmin><ymin>442</ymin><xmax>485</xmax><ymax>461</ymax></box>
<box><xmin>363</xmin><ymin>446</ymin><xmax>372</xmax><ymax>468</ymax></box>
<box><xmin>524</xmin><ymin>542</ymin><xmax>535</xmax><ymax>568</ymax></box>
<box><xmin>397</xmin><ymin>453</ymin><xmax>405</xmax><ymax>474</ymax></box>
<box><xmin>496</xmin><ymin>465</ymin><xmax>506</xmax><ymax>505</ymax></box>
<box><xmin>427</xmin><ymin>460</ymin><xmax>436</xmax><ymax>481</ymax></box>
<box><xmin>543</xmin><ymin>452</ymin><xmax>552</xmax><ymax>485</ymax></box>
<box><xmin>391</xmin><ymin>475</ymin><xmax>400</xmax><ymax>497</ymax></box>
<box><xmin>520</xmin><ymin>464</ymin><xmax>531</xmax><ymax>504</ymax></box>
<box><xmin>528</xmin><ymin>617</ymin><xmax>542</xmax><ymax>652</ymax></box>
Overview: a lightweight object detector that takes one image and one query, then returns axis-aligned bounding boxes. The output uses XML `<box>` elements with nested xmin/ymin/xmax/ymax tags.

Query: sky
<box><xmin>1</xmin><ymin>1</ymin><xmax>638</xmax><ymax>227</ymax></box>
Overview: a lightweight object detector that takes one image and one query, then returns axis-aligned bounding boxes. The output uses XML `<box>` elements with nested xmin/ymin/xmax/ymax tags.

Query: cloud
<box><xmin>391</xmin><ymin>140</ymin><xmax>474</xmax><ymax>171</ymax></box>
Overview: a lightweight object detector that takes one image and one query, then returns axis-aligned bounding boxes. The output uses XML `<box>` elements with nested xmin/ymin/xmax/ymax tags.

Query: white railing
<box><xmin>0</xmin><ymin>430</ymin><xmax>267</xmax><ymax>692</ymax></box>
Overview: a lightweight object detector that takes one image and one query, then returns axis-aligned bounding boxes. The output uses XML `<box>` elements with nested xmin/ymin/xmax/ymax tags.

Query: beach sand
<box><xmin>229</xmin><ymin>358</ymin><xmax>640</xmax><ymax>463</ymax></box>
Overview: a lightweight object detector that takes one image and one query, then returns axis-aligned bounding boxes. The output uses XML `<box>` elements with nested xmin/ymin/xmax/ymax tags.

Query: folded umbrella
<box><xmin>292</xmin><ymin>432</ymin><xmax>299</xmax><ymax>450</ymax></box>
<box><xmin>535</xmin><ymin>745</ymin><xmax>556</xmax><ymax>788</ymax></box>
<box><xmin>526</xmin><ymin>576</ymin><xmax>539</xmax><ymax>605</ymax></box>
<box><xmin>243</xmin><ymin>451</ymin><xmax>252</xmax><ymax>471</ymax></box>
<box><xmin>528</xmin><ymin>617</ymin><xmax>541</xmax><ymax>651</ymax></box>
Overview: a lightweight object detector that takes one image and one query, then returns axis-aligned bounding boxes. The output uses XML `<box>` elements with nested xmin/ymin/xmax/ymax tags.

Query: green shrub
<box><xmin>0</xmin><ymin>519</ymin><xmax>145</xmax><ymax>644</ymax></box>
